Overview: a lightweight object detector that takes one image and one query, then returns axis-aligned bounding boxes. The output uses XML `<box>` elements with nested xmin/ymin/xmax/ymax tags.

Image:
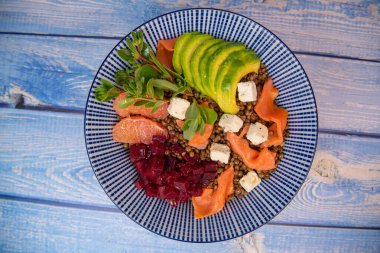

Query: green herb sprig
<box><xmin>94</xmin><ymin>30</ymin><xmax>189</xmax><ymax>112</ymax></box>
<box><xmin>94</xmin><ymin>79</ymin><xmax>121</xmax><ymax>102</ymax></box>
<box><xmin>117</xmin><ymin>30</ymin><xmax>185</xmax><ymax>84</ymax></box>
<box><xmin>181</xmin><ymin>101</ymin><xmax>218</xmax><ymax>140</ymax></box>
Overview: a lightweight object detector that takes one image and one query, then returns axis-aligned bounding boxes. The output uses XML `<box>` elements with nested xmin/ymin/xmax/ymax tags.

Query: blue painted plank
<box><xmin>1</xmin><ymin>35</ymin><xmax>379</xmax><ymax>134</ymax></box>
<box><xmin>0</xmin><ymin>35</ymin><xmax>112</xmax><ymax>110</ymax></box>
<box><xmin>0</xmin><ymin>0</ymin><xmax>379</xmax><ymax>60</ymax></box>
<box><xmin>1</xmin><ymin>199</ymin><xmax>379</xmax><ymax>253</ymax></box>
<box><xmin>0</xmin><ymin>108</ymin><xmax>379</xmax><ymax>228</ymax></box>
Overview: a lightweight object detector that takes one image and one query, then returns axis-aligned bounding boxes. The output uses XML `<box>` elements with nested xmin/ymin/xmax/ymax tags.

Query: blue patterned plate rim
<box><xmin>84</xmin><ymin>7</ymin><xmax>319</xmax><ymax>243</ymax></box>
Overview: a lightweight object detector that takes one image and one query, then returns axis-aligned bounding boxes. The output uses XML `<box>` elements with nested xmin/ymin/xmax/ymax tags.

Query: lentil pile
<box><xmin>156</xmin><ymin>63</ymin><xmax>286</xmax><ymax>200</ymax></box>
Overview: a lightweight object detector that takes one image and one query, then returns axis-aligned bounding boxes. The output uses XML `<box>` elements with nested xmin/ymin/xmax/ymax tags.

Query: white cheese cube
<box><xmin>218</xmin><ymin>114</ymin><xmax>244</xmax><ymax>133</ymax></box>
<box><xmin>210</xmin><ymin>143</ymin><xmax>230</xmax><ymax>164</ymax></box>
<box><xmin>167</xmin><ymin>97</ymin><xmax>190</xmax><ymax>120</ymax></box>
<box><xmin>246</xmin><ymin>122</ymin><xmax>268</xmax><ymax>145</ymax></box>
<box><xmin>239</xmin><ymin>171</ymin><xmax>261</xmax><ymax>193</ymax></box>
<box><xmin>238</xmin><ymin>81</ymin><xmax>257</xmax><ymax>102</ymax></box>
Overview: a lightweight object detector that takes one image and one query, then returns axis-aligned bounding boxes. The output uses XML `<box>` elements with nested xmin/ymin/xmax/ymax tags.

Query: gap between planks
<box><xmin>1</xmin><ymin>193</ymin><xmax>379</xmax><ymax>232</ymax></box>
<box><xmin>1</xmin><ymin>31</ymin><xmax>379</xmax><ymax>64</ymax></box>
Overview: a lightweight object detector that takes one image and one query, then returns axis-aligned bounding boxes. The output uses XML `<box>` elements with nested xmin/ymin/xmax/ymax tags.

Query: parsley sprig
<box><xmin>181</xmin><ymin>101</ymin><xmax>218</xmax><ymax>140</ymax></box>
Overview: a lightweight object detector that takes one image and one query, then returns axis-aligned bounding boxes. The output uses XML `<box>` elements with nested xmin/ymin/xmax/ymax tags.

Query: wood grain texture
<box><xmin>1</xmin><ymin>0</ymin><xmax>379</xmax><ymax>251</ymax></box>
<box><xmin>0</xmin><ymin>0</ymin><xmax>379</xmax><ymax>60</ymax></box>
<box><xmin>1</xmin><ymin>199</ymin><xmax>379</xmax><ymax>253</ymax></box>
<box><xmin>1</xmin><ymin>35</ymin><xmax>379</xmax><ymax>134</ymax></box>
<box><xmin>1</xmin><ymin>108</ymin><xmax>379</xmax><ymax>228</ymax></box>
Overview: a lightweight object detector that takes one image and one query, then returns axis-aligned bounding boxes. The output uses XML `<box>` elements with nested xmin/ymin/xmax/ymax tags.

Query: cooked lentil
<box><xmin>153</xmin><ymin>63</ymin><xmax>286</xmax><ymax>200</ymax></box>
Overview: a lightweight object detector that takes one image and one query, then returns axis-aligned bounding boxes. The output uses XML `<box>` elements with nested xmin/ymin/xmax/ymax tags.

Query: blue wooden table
<box><xmin>1</xmin><ymin>1</ymin><xmax>379</xmax><ymax>252</ymax></box>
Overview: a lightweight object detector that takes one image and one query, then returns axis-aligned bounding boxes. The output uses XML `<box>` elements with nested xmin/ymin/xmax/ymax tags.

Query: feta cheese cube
<box><xmin>238</xmin><ymin>81</ymin><xmax>257</xmax><ymax>102</ymax></box>
<box><xmin>239</xmin><ymin>171</ymin><xmax>261</xmax><ymax>193</ymax></box>
<box><xmin>167</xmin><ymin>97</ymin><xmax>190</xmax><ymax>120</ymax></box>
<box><xmin>210</xmin><ymin>143</ymin><xmax>230</xmax><ymax>164</ymax></box>
<box><xmin>218</xmin><ymin>114</ymin><xmax>244</xmax><ymax>133</ymax></box>
<box><xmin>246</xmin><ymin>122</ymin><xmax>268</xmax><ymax>145</ymax></box>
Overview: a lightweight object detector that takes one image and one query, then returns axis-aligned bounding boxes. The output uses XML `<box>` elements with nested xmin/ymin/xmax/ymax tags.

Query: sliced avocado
<box><xmin>206</xmin><ymin>43</ymin><xmax>246</xmax><ymax>97</ymax></box>
<box><xmin>198</xmin><ymin>41</ymin><xmax>234</xmax><ymax>97</ymax></box>
<box><xmin>189</xmin><ymin>38</ymin><xmax>223</xmax><ymax>94</ymax></box>
<box><xmin>172</xmin><ymin>32</ymin><xmax>200</xmax><ymax>74</ymax></box>
<box><xmin>215</xmin><ymin>50</ymin><xmax>260</xmax><ymax>114</ymax></box>
<box><xmin>181</xmin><ymin>34</ymin><xmax>214</xmax><ymax>87</ymax></box>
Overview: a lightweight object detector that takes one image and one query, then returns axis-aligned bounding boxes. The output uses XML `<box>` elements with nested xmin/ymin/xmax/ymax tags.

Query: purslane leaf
<box><xmin>181</xmin><ymin>120</ymin><xmax>191</xmax><ymax>131</ymax></box>
<box><xmin>203</xmin><ymin>107</ymin><xmax>218</xmax><ymax>125</ymax></box>
<box><xmin>144</xmin><ymin>101</ymin><xmax>156</xmax><ymax>108</ymax></box>
<box><xmin>146</xmin><ymin>79</ymin><xmax>155</xmax><ymax>98</ymax></box>
<box><xmin>117</xmin><ymin>49</ymin><xmax>131</xmax><ymax>61</ymax></box>
<box><xmin>189</xmin><ymin>118</ymin><xmax>199</xmax><ymax>133</ymax></box>
<box><xmin>94</xmin><ymin>79</ymin><xmax>120</xmax><ymax>102</ymax></box>
<box><xmin>136</xmin><ymin>77</ymin><xmax>144</xmax><ymax>96</ymax></box>
<box><xmin>151</xmin><ymin>100</ymin><xmax>165</xmax><ymax>113</ymax></box>
<box><xmin>155</xmin><ymin>88</ymin><xmax>164</xmax><ymax>99</ymax></box>
<box><xmin>181</xmin><ymin>100</ymin><xmax>218</xmax><ymax>140</ymax></box>
<box><xmin>150</xmin><ymin>79</ymin><xmax>179</xmax><ymax>92</ymax></box>
<box><xmin>115</xmin><ymin>70</ymin><xmax>128</xmax><ymax>84</ymax></box>
<box><xmin>122</xmin><ymin>84</ymin><xmax>134</xmax><ymax>94</ymax></box>
<box><xmin>199</xmin><ymin>120</ymin><xmax>205</xmax><ymax>135</ymax></box>
<box><xmin>199</xmin><ymin>105</ymin><xmax>207</xmax><ymax>122</ymax></box>
<box><xmin>135</xmin><ymin>65</ymin><xmax>160</xmax><ymax>84</ymax></box>
<box><xmin>183</xmin><ymin>126</ymin><xmax>196</xmax><ymax>140</ymax></box>
<box><xmin>185</xmin><ymin>101</ymin><xmax>199</xmax><ymax>119</ymax></box>
<box><xmin>126</xmin><ymin>39</ymin><xmax>137</xmax><ymax>55</ymax></box>
<box><xmin>134</xmin><ymin>100</ymin><xmax>148</xmax><ymax>106</ymax></box>
<box><xmin>172</xmin><ymin>85</ymin><xmax>189</xmax><ymax>97</ymax></box>
<box><xmin>141</xmin><ymin>43</ymin><xmax>150</xmax><ymax>58</ymax></box>
<box><xmin>118</xmin><ymin>97</ymin><xmax>135</xmax><ymax>108</ymax></box>
<box><xmin>182</xmin><ymin>116</ymin><xmax>200</xmax><ymax>140</ymax></box>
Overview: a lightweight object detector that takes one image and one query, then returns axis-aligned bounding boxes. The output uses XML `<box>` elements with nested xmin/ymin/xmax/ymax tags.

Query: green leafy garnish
<box><xmin>118</xmin><ymin>97</ymin><xmax>135</xmax><ymax>108</ymax></box>
<box><xmin>95</xmin><ymin>30</ymin><xmax>190</xmax><ymax>113</ymax></box>
<box><xmin>172</xmin><ymin>85</ymin><xmax>190</xmax><ymax>97</ymax></box>
<box><xmin>135</xmin><ymin>65</ymin><xmax>160</xmax><ymax>83</ymax></box>
<box><xmin>203</xmin><ymin>107</ymin><xmax>218</xmax><ymax>124</ymax></box>
<box><xmin>94</xmin><ymin>80</ymin><xmax>120</xmax><ymax>102</ymax></box>
<box><xmin>181</xmin><ymin>101</ymin><xmax>218</xmax><ymax>140</ymax></box>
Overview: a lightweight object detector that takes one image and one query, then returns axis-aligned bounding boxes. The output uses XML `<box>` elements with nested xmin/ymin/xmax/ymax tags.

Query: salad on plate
<box><xmin>95</xmin><ymin>30</ymin><xmax>288</xmax><ymax>219</ymax></box>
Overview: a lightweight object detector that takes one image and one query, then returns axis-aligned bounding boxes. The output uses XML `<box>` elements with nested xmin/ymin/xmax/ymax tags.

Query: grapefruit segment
<box><xmin>113</xmin><ymin>116</ymin><xmax>168</xmax><ymax>144</ymax></box>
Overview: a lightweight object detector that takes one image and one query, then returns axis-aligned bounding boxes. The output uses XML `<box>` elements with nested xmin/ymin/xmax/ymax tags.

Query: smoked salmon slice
<box><xmin>156</xmin><ymin>38</ymin><xmax>177</xmax><ymax>71</ymax></box>
<box><xmin>192</xmin><ymin>165</ymin><xmax>234</xmax><ymax>219</ymax></box>
<box><xmin>113</xmin><ymin>116</ymin><xmax>168</xmax><ymax>144</ymax></box>
<box><xmin>262</xmin><ymin>123</ymin><xmax>282</xmax><ymax>147</ymax></box>
<box><xmin>113</xmin><ymin>92</ymin><xmax>169</xmax><ymax>119</ymax></box>
<box><xmin>254</xmin><ymin>79</ymin><xmax>287</xmax><ymax>147</ymax></box>
<box><xmin>226</xmin><ymin>126</ymin><xmax>276</xmax><ymax>170</ymax></box>
<box><xmin>176</xmin><ymin>120</ymin><xmax>213</xmax><ymax>150</ymax></box>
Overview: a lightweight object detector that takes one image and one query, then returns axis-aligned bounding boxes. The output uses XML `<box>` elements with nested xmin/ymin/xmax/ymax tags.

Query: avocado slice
<box><xmin>206</xmin><ymin>42</ymin><xmax>246</xmax><ymax>97</ymax></box>
<box><xmin>215</xmin><ymin>50</ymin><xmax>260</xmax><ymax>113</ymax></box>
<box><xmin>172</xmin><ymin>32</ymin><xmax>200</xmax><ymax>75</ymax></box>
<box><xmin>180</xmin><ymin>34</ymin><xmax>214</xmax><ymax>87</ymax></box>
<box><xmin>198</xmin><ymin>41</ymin><xmax>234</xmax><ymax>97</ymax></box>
<box><xmin>190</xmin><ymin>38</ymin><xmax>223</xmax><ymax>94</ymax></box>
